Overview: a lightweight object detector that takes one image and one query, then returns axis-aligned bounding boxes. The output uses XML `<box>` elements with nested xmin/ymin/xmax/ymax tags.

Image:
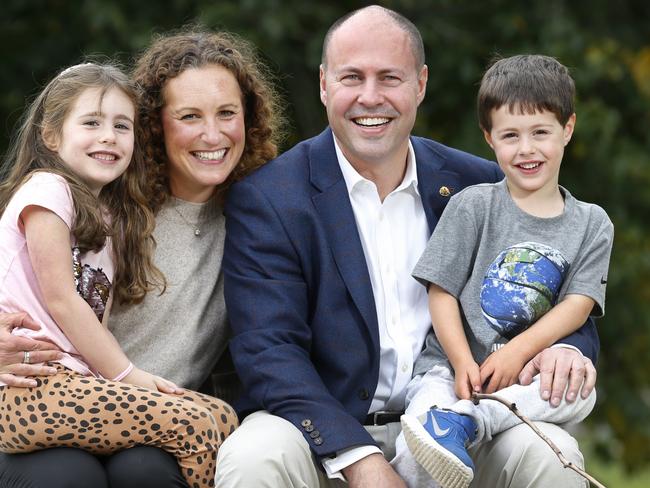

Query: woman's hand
<box><xmin>0</xmin><ymin>312</ymin><xmax>63</xmax><ymax>387</ymax></box>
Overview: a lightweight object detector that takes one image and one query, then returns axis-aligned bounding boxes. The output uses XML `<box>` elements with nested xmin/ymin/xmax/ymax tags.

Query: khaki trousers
<box><xmin>215</xmin><ymin>410</ymin><xmax>588</xmax><ymax>487</ymax></box>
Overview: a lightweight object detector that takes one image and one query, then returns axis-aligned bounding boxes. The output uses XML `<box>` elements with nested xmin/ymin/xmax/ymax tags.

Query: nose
<box><xmin>518</xmin><ymin>135</ymin><xmax>535</xmax><ymax>155</ymax></box>
<box><xmin>201</xmin><ymin>118</ymin><xmax>222</xmax><ymax>145</ymax></box>
<box><xmin>99</xmin><ymin>126</ymin><xmax>116</xmax><ymax>145</ymax></box>
<box><xmin>357</xmin><ymin>79</ymin><xmax>383</xmax><ymax>107</ymax></box>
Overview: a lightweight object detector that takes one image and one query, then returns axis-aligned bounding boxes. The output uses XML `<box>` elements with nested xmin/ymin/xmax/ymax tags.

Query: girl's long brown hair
<box><xmin>0</xmin><ymin>63</ymin><xmax>164</xmax><ymax>304</ymax></box>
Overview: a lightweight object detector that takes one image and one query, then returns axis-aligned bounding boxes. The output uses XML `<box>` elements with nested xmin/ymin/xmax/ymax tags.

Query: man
<box><xmin>218</xmin><ymin>6</ymin><xmax>598</xmax><ymax>487</ymax></box>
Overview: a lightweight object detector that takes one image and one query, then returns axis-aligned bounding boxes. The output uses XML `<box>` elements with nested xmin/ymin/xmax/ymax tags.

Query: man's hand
<box><xmin>518</xmin><ymin>347</ymin><xmax>596</xmax><ymax>407</ymax></box>
<box><xmin>0</xmin><ymin>312</ymin><xmax>63</xmax><ymax>387</ymax></box>
<box><xmin>343</xmin><ymin>453</ymin><xmax>406</xmax><ymax>488</ymax></box>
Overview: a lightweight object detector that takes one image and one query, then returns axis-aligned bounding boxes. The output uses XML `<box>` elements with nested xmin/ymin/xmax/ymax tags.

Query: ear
<box><xmin>483</xmin><ymin>129</ymin><xmax>494</xmax><ymax>149</ymax></box>
<box><xmin>41</xmin><ymin>125</ymin><xmax>59</xmax><ymax>152</ymax></box>
<box><xmin>319</xmin><ymin>65</ymin><xmax>327</xmax><ymax>107</ymax></box>
<box><xmin>563</xmin><ymin>113</ymin><xmax>576</xmax><ymax>145</ymax></box>
<box><xmin>416</xmin><ymin>65</ymin><xmax>428</xmax><ymax>105</ymax></box>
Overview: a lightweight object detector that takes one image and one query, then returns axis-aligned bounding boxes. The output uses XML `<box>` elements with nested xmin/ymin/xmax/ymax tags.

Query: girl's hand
<box><xmin>453</xmin><ymin>359</ymin><xmax>481</xmax><ymax>400</ymax></box>
<box><xmin>479</xmin><ymin>345</ymin><xmax>528</xmax><ymax>393</ymax></box>
<box><xmin>152</xmin><ymin>375</ymin><xmax>184</xmax><ymax>395</ymax></box>
<box><xmin>121</xmin><ymin>367</ymin><xmax>183</xmax><ymax>394</ymax></box>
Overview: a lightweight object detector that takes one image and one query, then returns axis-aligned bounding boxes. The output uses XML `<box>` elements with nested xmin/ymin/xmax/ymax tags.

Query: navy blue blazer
<box><xmin>223</xmin><ymin>128</ymin><xmax>599</xmax><ymax>458</ymax></box>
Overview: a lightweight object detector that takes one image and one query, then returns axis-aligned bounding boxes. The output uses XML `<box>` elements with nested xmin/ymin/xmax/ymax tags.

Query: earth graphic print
<box><xmin>480</xmin><ymin>242</ymin><xmax>569</xmax><ymax>339</ymax></box>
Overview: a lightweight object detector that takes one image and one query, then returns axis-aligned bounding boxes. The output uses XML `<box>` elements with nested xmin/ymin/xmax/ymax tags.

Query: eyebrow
<box><xmin>79</xmin><ymin>111</ymin><xmax>134</xmax><ymax>124</ymax></box>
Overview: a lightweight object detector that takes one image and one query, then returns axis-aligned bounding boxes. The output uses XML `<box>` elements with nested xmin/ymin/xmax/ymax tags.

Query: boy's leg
<box><xmin>391</xmin><ymin>366</ymin><xmax>458</xmax><ymax>487</ymax></box>
<box><xmin>452</xmin><ymin>375</ymin><xmax>596</xmax><ymax>444</ymax></box>
<box><xmin>0</xmin><ymin>367</ymin><xmax>225</xmax><ymax>488</ymax></box>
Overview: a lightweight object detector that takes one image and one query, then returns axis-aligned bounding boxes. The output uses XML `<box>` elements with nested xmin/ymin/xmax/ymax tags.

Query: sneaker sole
<box><xmin>401</xmin><ymin>414</ymin><xmax>473</xmax><ymax>488</ymax></box>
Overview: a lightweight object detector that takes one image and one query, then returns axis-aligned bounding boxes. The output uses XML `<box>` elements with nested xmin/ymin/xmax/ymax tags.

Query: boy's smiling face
<box><xmin>483</xmin><ymin>106</ymin><xmax>575</xmax><ymax>200</ymax></box>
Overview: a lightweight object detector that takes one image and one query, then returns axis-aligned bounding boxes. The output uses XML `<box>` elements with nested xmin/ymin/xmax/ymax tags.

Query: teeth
<box><xmin>91</xmin><ymin>153</ymin><xmax>116</xmax><ymax>161</ymax></box>
<box><xmin>194</xmin><ymin>149</ymin><xmax>226</xmax><ymax>160</ymax></box>
<box><xmin>519</xmin><ymin>162</ymin><xmax>540</xmax><ymax>169</ymax></box>
<box><xmin>354</xmin><ymin>117</ymin><xmax>390</xmax><ymax>127</ymax></box>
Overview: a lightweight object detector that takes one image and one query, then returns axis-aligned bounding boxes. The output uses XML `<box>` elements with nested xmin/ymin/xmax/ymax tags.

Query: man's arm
<box><xmin>0</xmin><ymin>312</ymin><xmax>62</xmax><ymax>387</ymax></box>
<box><xmin>223</xmin><ymin>179</ymin><xmax>376</xmax><ymax>457</ymax></box>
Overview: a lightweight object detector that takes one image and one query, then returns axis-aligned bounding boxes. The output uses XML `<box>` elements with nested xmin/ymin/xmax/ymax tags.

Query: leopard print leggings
<box><xmin>0</xmin><ymin>367</ymin><xmax>239</xmax><ymax>488</ymax></box>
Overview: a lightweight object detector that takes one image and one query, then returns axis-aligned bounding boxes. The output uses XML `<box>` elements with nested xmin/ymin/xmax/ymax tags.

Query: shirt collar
<box><xmin>333</xmin><ymin>135</ymin><xmax>420</xmax><ymax>197</ymax></box>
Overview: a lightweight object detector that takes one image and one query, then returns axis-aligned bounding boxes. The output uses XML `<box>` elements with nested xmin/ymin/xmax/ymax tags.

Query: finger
<box><xmin>580</xmin><ymin>358</ymin><xmax>597</xmax><ymax>399</ymax></box>
<box><xmin>468</xmin><ymin>367</ymin><xmax>482</xmax><ymax>392</ymax></box>
<box><xmin>17</xmin><ymin>350</ymin><xmax>64</xmax><ymax>366</ymax></box>
<box><xmin>548</xmin><ymin>354</ymin><xmax>573</xmax><ymax>407</ymax></box>
<box><xmin>0</xmin><ymin>373</ymin><xmax>38</xmax><ymax>388</ymax></box>
<box><xmin>484</xmin><ymin>371</ymin><xmax>501</xmax><ymax>393</ymax></box>
<box><xmin>6</xmin><ymin>335</ymin><xmax>61</xmax><ymax>354</ymax></box>
<box><xmin>0</xmin><ymin>312</ymin><xmax>41</xmax><ymax>332</ymax></box>
<box><xmin>518</xmin><ymin>357</ymin><xmax>537</xmax><ymax>386</ymax></box>
<box><xmin>479</xmin><ymin>362</ymin><xmax>494</xmax><ymax>387</ymax></box>
<box><xmin>563</xmin><ymin>357</ymin><xmax>587</xmax><ymax>403</ymax></box>
<box><xmin>2</xmin><ymin>363</ymin><xmax>58</xmax><ymax>377</ymax></box>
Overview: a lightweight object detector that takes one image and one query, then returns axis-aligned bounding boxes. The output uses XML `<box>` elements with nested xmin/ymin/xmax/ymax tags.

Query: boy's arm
<box><xmin>429</xmin><ymin>284</ymin><xmax>480</xmax><ymax>399</ymax></box>
<box><xmin>480</xmin><ymin>294</ymin><xmax>594</xmax><ymax>393</ymax></box>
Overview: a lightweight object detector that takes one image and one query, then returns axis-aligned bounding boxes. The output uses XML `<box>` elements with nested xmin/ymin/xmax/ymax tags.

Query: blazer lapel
<box><xmin>309</xmin><ymin>129</ymin><xmax>380</xmax><ymax>346</ymax></box>
<box><xmin>413</xmin><ymin>137</ymin><xmax>464</xmax><ymax>232</ymax></box>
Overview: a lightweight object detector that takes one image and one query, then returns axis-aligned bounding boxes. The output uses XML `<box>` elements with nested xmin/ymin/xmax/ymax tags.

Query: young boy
<box><xmin>399</xmin><ymin>55</ymin><xmax>614</xmax><ymax>488</ymax></box>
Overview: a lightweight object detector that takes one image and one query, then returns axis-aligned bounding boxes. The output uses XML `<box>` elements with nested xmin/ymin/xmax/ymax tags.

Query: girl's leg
<box><xmin>0</xmin><ymin>367</ymin><xmax>233</xmax><ymax>488</ymax></box>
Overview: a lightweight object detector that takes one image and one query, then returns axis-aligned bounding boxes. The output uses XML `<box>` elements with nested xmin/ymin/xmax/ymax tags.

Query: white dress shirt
<box><xmin>323</xmin><ymin>136</ymin><xmax>431</xmax><ymax>478</ymax></box>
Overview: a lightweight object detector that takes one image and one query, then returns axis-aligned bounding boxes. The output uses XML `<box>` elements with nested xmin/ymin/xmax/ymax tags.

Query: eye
<box><xmin>115</xmin><ymin>122</ymin><xmax>131</xmax><ymax>131</ymax></box>
<box><xmin>218</xmin><ymin>110</ymin><xmax>237</xmax><ymax>118</ymax></box>
<box><xmin>501</xmin><ymin>132</ymin><xmax>518</xmax><ymax>140</ymax></box>
<box><xmin>180</xmin><ymin>113</ymin><xmax>199</xmax><ymax>120</ymax></box>
<box><xmin>534</xmin><ymin>129</ymin><xmax>550</xmax><ymax>136</ymax></box>
<box><xmin>381</xmin><ymin>75</ymin><xmax>401</xmax><ymax>85</ymax></box>
<box><xmin>83</xmin><ymin>119</ymin><xmax>100</xmax><ymax>127</ymax></box>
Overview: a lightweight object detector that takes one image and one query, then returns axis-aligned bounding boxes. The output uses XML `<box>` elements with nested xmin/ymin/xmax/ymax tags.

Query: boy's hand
<box><xmin>479</xmin><ymin>345</ymin><xmax>528</xmax><ymax>393</ymax></box>
<box><xmin>453</xmin><ymin>359</ymin><xmax>481</xmax><ymax>399</ymax></box>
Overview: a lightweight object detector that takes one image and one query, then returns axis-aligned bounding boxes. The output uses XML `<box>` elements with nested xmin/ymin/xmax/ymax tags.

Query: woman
<box><xmin>0</xmin><ymin>29</ymin><xmax>284</xmax><ymax>488</ymax></box>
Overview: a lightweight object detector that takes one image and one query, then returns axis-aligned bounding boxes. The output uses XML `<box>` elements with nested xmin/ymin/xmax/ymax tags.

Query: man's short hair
<box><xmin>321</xmin><ymin>5</ymin><xmax>425</xmax><ymax>70</ymax></box>
<box><xmin>478</xmin><ymin>54</ymin><xmax>575</xmax><ymax>132</ymax></box>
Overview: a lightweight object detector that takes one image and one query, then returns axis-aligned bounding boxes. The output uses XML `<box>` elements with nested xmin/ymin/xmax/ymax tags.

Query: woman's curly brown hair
<box><xmin>132</xmin><ymin>28</ymin><xmax>286</xmax><ymax>211</ymax></box>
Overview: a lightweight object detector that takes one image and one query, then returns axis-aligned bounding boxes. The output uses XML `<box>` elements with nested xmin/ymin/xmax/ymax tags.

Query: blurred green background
<box><xmin>2</xmin><ymin>1</ymin><xmax>649</xmax><ymax>484</ymax></box>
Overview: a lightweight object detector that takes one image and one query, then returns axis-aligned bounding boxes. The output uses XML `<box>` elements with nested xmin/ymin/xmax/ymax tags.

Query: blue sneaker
<box><xmin>401</xmin><ymin>407</ymin><xmax>477</xmax><ymax>488</ymax></box>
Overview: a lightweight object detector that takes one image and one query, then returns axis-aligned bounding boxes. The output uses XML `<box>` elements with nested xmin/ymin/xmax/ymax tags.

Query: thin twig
<box><xmin>471</xmin><ymin>392</ymin><xmax>606</xmax><ymax>488</ymax></box>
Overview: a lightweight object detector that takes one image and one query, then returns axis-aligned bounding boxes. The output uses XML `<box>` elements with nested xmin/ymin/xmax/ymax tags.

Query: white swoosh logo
<box><xmin>430</xmin><ymin>415</ymin><xmax>450</xmax><ymax>437</ymax></box>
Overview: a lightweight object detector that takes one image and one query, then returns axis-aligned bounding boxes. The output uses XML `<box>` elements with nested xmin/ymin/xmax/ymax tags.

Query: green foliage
<box><xmin>2</xmin><ymin>0</ymin><xmax>649</xmax><ymax>472</ymax></box>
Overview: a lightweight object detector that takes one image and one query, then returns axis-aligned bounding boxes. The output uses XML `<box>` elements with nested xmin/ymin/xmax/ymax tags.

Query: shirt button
<box><xmin>401</xmin><ymin>363</ymin><xmax>409</xmax><ymax>373</ymax></box>
<box><xmin>305</xmin><ymin>425</ymin><xmax>314</xmax><ymax>432</ymax></box>
<box><xmin>392</xmin><ymin>316</ymin><xmax>397</xmax><ymax>325</ymax></box>
<box><xmin>314</xmin><ymin>437</ymin><xmax>323</xmax><ymax>446</ymax></box>
<box><xmin>301</xmin><ymin>419</ymin><xmax>312</xmax><ymax>428</ymax></box>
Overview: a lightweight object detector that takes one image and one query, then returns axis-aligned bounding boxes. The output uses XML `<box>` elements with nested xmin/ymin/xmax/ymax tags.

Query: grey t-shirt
<box><xmin>412</xmin><ymin>179</ymin><xmax>613</xmax><ymax>375</ymax></box>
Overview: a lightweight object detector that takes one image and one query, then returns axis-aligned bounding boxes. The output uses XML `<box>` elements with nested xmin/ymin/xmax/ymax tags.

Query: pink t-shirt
<box><xmin>0</xmin><ymin>172</ymin><xmax>114</xmax><ymax>381</ymax></box>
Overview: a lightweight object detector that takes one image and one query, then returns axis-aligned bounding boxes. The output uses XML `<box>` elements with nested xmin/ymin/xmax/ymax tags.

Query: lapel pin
<box><xmin>439</xmin><ymin>186</ymin><xmax>452</xmax><ymax>197</ymax></box>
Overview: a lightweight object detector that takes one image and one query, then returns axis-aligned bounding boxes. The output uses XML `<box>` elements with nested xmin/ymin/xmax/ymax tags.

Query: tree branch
<box><xmin>471</xmin><ymin>392</ymin><xmax>606</xmax><ymax>488</ymax></box>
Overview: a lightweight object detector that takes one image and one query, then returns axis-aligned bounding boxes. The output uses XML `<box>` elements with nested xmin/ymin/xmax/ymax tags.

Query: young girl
<box><xmin>0</xmin><ymin>63</ymin><xmax>237</xmax><ymax>488</ymax></box>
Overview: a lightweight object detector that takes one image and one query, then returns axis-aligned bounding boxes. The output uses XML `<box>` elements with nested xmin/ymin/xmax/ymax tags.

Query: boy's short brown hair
<box><xmin>478</xmin><ymin>54</ymin><xmax>575</xmax><ymax>132</ymax></box>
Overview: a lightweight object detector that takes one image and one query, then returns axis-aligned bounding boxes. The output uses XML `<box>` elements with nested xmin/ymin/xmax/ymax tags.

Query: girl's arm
<box><xmin>24</xmin><ymin>205</ymin><xmax>132</xmax><ymax>379</ymax></box>
<box><xmin>428</xmin><ymin>283</ymin><xmax>481</xmax><ymax>399</ymax></box>
<box><xmin>23</xmin><ymin>205</ymin><xmax>180</xmax><ymax>393</ymax></box>
<box><xmin>480</xmin><ymin>294</ymin><xmax>594</xmax><ymax>392</ymax></box>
